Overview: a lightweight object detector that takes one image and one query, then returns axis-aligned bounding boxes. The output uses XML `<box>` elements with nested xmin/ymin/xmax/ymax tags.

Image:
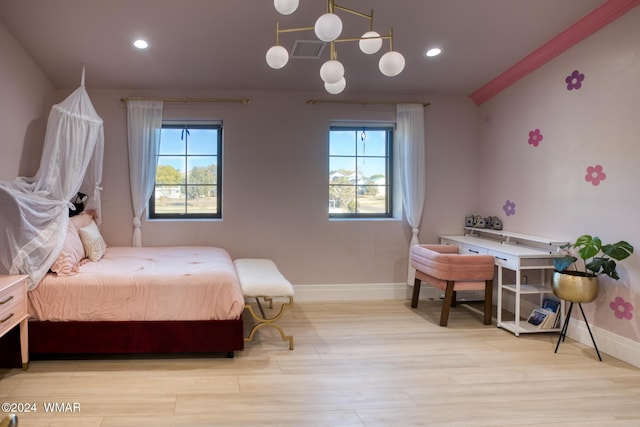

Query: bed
<box><xmin>28</xmin><ymin>246</ymin><xmax>245</xmax><ymax>357</ymax></box>
<box><xmin>1</xmin><ymin>211</ymin><xmax>245</xmax><ymax>366</ymax></box>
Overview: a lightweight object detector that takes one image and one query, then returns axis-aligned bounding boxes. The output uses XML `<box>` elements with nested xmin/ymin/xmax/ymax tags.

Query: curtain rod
<box><xmin>306</xmin><ymin>99</ymin><xmax>430</xmax><ymax>106</ymax></box>
<box><xmin>120</xmin><ymin>97</ymin><xmax>251</xmax><ymax>104</ymax></box>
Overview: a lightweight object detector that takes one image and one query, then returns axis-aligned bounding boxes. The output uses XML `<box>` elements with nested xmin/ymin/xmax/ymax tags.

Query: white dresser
<box><xmin>440</xmin><ymin>228</ymin><xmax>567</xmax><ymax>336</ymax></box>
<box><xmin>0</xmin><ymin>275</ymin><xmax>29</xmax><ymax>368</ymax></box>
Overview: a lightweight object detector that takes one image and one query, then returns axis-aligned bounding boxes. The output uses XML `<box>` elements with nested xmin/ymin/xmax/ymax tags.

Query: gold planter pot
<box><xmin>552</xmin><ymin>271</ymin><xmax>599</xmax><ymax>303</ymax></box>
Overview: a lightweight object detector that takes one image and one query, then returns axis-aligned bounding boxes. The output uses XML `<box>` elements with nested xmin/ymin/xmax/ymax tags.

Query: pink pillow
<box><xmin>50</xmin><ymin>221</ymin><xmax>86</xmax><ymax>276</ymax></box>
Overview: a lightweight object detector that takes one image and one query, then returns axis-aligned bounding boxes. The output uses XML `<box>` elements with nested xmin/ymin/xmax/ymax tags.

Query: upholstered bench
<box><xmin>410</xmin><ymin>244</ymin><xmax>495</xmax><ymax>326</ymax></box>
<box><xmin>233</xmin><ymin>258</ymin><xmax>295</xmax><ymax>350</ymax></box>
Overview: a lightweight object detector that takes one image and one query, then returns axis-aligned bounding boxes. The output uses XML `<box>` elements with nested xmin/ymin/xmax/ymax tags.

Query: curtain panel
<box><xmin>126</xmin><ymin>100</ymin><xmax>164</xmax><ymax>247</ymax></box>
<box><xmin>397</xmin><ymin>103</ymin><xmax>426</xmax><ymax>285</ymax></box>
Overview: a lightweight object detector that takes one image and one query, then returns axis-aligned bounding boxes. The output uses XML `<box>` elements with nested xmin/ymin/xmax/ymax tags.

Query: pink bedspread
<box><xmin>29</xmin><ymin>246</ymin><xmax>245</xmax><ymax>321</ymax></box>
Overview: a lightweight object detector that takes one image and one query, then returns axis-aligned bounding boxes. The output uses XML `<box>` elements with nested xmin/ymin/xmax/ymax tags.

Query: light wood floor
<box><xmin>1</xmin><ymin>299</ymin><xmax>640</xmax><ymax>426</ymax></box>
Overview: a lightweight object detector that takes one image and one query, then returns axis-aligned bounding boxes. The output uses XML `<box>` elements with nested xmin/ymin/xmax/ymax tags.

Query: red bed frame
<box><xmin>0</xmin><ymin>318</ymin><xmax>243</xmax><ymax>368</ymax></box>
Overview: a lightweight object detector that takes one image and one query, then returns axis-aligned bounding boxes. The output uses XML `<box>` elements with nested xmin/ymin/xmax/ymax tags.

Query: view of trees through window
<box><xmin>329</xmin><ymin>127</ymin><xmax>392</xmax><ymax>217</ymax></box>
<box><xmin>150</xmin><ymin>124</ymin><xmax>221</xmax><ymax>218</ymax></box>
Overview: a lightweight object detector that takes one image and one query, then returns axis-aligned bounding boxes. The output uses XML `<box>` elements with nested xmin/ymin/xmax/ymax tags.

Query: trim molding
<box><xmin>293</xmin><ymin>282</ymin><xmax>640</xmax><ymax>368</ymax></box>
<box><xmin>470</xmin><ymin>0</ymin><xmax>640</xmax><ymax>105</ymax></box>
<box><xmin>293</xmin><ymin>282</ymin><xmax>409</xmax><ymax>302</ymax></box>
<box><xmin>566</xmin><ymin>317</ymin><xmax>640</xmax><ymax>368</ymax></box>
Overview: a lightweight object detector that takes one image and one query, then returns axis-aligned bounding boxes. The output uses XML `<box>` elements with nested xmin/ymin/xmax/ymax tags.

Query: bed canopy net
<box><xmin>0</xmin><ymin>69</ymin><xmax>104</xmax><ymax>290</ymax></box>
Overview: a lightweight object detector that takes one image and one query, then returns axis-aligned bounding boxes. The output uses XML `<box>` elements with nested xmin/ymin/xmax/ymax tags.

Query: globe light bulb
<box><xmin>274</xmin><ymin>0</ymin><xmax>299</xmax><ymax>15</ymax></box>
<box><xmin>266</xmin><ymin>45</ymin><xmax>289</xmax><ymax>69</ymax></box>
<box><xmin>314</xmin><ymin>13</ymin><xmax>342</xmax><ymax>42</ymax></box>
<box><xmin>359</xmin><ymin>31</ymin><xmax>382</xmax><ymax>55</ymax></box>
<box><xmin>378</xmin><ymin>51</ymin><xmax>405</xmax><ymax>77</ymax></box>
<box><xmin>325</xmin><ymin>77</ymin><xmax>346</xmax><ymax>94</ymax></box>
<box><xmin>319</xmin><ymin>59</ymin><xmax>344</xmax><ymax>84</ymax></box>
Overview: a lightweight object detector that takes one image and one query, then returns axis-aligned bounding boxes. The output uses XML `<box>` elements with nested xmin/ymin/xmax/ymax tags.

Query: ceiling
<box><xmin>0</xmin><ymin>0</ymin><xmax>606</xmax><ymax>96</ymax></box>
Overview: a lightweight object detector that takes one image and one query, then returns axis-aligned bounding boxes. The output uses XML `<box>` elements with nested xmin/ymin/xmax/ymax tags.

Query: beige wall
<box><xmin>0</xmin><ymin>21</ymin><xmax>54</xmax><ymax>180</ymax></box>
<box><xmin>1</xmin><ymin>15</ymin><xmax>482</xmax><ymax>289</ymax></box>
<box><xmin>57</xmin><ymin>89</ymin><xmax>480</xmax><ymax>286</ymax></box>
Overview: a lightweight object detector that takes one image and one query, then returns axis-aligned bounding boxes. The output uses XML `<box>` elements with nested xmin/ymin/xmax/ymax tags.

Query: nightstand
<box><xmin>0</xmin><ymin>275</ymin><xmax>29</xmax><ymax>369</ymax></box>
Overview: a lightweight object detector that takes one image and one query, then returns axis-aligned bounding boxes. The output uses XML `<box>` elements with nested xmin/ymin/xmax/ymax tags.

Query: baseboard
<box><xmin>292</xmin><ymin>282</ymin><xmax>640</xmax><ymax>368</ymax></box>
<box><xmin>566</xmin><ymin>317</ymin><xmax>640</xmax><ymax>368</ymax></box>
<box><xmin>293</xmin><ymin>282</ymin><xmax>409</xmax><ymax>302</ymax></box>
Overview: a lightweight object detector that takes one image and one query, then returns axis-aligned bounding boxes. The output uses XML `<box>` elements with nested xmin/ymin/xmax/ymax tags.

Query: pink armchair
<box><xmin>410</xmin><ymin>244</ymin><xmax>495</xmax><ymax>326</ymax></box>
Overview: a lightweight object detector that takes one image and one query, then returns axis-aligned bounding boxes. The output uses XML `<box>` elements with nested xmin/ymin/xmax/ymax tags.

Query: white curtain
<box><xmin>397</xmin><ymin>103</ymin><xmax>426</xmax><ymax>285</ymax></box>
<box><xmin>126</xmin><ymin>100</ymin><xmax>163</xmax><ymax>247</ymax></box>
<box><xmin>0</xmin><ymin>69</ymin><xmax>104</xmax><ymax>289</ymax></box>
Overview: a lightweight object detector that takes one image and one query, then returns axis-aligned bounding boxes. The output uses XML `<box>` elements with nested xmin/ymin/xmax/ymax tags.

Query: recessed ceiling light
<box><xmin>133</xmin><ymin>39</ymin><xmax>149</xmax><ymax>49</ymax></box>
<box><xmin>425</xmin><ymin>48</ymin><xmax>442</xmax><ymax>57</ymax></box>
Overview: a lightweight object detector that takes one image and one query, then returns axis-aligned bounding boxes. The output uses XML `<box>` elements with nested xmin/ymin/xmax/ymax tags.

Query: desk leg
<box><xmin>496</xmin><ymin>266</ymin><xmax>503</xmax><ymax>327</ymax></box>
<box><xmin>19</xmin><ymin>319</ymin><xmax>28</xmax><ymax>370</ymax></box>
<box><xmin>514</xmin><ymin>271</ymin><xmax>521</xmax><ymax>336</ymax></box>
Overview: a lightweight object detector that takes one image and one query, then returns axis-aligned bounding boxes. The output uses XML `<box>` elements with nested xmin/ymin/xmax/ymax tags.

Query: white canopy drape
<box><xmin>397</xmin><ymin>103</ymin><xmax>426</xmax><ymax>285</ymax></box>
<box><xmin>0</xmin><ymin>70</ymin><xmax>104</xmax><ymax>289</ymax></box>
<box><xmin>126</xmin><ymin>100</ymin><xmax>163</xmax><ymax>247</ymax></box>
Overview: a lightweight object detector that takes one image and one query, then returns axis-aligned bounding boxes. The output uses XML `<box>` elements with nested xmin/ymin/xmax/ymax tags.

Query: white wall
<box><xmin>478</xmin><ymin>8</ymin><xmax>640</xmax><ymax>344</ymax></box>
<box><xmin>0</xmin><ymin>21</ymin><xmax>54</xmax><ymax>179</ymax></box>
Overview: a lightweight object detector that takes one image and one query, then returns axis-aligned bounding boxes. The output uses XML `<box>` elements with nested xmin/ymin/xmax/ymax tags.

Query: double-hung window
<box><xmin>149</xmin><ymin>123</ymin><xmax>222</xmax><ymax>219</ymax></box>
<box><xmin>329</xmin><ymin>125</ymin><xmax>393</xmax><ymax>218</ymax></box>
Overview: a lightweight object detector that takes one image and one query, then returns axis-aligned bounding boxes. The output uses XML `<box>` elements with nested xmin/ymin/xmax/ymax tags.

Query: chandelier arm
<box><xmin>333</xmin><ymin>4</ymin><xmax>374</xmax><ymax>22</ymax></box>
<box><xmin>333</xmin><ymin>34</ymin><xmax>390</xmax><ymax>44</ymax></box>
<box><xmin>277</xmin><ymin>26</ymin><xmax>316</xmax><ymax>34</ymax></box>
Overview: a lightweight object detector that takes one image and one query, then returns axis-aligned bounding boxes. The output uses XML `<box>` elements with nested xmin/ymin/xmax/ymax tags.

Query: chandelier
<box><xmin>266</xmin><ymin>0</ymin><xmax>406</xmax><ymax>94</ymax></box>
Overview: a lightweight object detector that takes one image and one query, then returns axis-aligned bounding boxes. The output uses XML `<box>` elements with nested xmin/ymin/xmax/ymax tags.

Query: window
<box><xmin>149</xmin><ymin>123</ymin><xmax>222</xmax><ymax>219</ymax></box>
<box><xmin>329</xmin><ymin>126</ymin><xmax>393</xmax><ymax>218</ymax></box>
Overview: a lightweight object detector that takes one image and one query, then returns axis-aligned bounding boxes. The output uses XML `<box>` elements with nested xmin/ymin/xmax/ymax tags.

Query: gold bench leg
<box><xmin>245</xmin><ymin>296</ymin><xmax>294</xmax><ymax>350</ymax></box>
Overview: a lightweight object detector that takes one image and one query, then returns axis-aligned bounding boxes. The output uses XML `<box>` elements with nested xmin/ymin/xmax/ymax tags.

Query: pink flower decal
<box><xmin>528</xmin><ymin>129</ymin><xmax>543</xmax><ymax>147</ymax></box>
<box><xmin>566</xmin><ymin>70</ymin><xmax>585</xmax><ymax>90</ymax></box>
<box><xmin>609</xmin><ymin>297</ymin><xmax>633</xmax><ymax>320</ymax></box>
<box><xmin>502</xmin><ymin>200</ymin><xmax>516</xmax><ymax>217</ymax></box>
<box><xmin>585</xmin><ymin>165</ymin><xmax>606</xmax><ymax>186</ymax></box>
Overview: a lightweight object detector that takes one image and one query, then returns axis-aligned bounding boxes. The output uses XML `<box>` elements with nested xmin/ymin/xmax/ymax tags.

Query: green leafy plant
<box><xmin>553</xmin><ymin>235</ymin><xmax>634</xmax><ymax>280</ymax></box>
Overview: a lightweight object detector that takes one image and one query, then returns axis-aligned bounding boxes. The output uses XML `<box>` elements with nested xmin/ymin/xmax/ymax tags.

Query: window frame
<box><xmin>328</xmin><ymin>125</ymin><xmax>394</xmax><ymax>219</ymax></box>
<box><xmin>149</xmin><ymin>122</ymin><xmax>223</xmax><ymax>220</ymax></box>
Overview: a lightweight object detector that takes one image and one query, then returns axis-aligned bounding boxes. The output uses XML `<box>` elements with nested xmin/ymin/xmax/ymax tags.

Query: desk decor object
<box><xmin>552</xmin><ymin>235</ymin><xmax>634</xmax><ymax>361</ymax></box>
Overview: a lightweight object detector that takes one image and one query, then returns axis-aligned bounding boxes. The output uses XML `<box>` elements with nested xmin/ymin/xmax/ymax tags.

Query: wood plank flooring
<box><xmin>1</xmin><ymin>299</ymin><xmax>640</xmax><ymax>426</ymax></box>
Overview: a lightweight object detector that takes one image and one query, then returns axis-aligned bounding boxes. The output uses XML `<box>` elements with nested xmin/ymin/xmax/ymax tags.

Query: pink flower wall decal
<box><xmin>585</xmin><ymin>165</ymin><xmax>606</xmax><ymax>186</ymax></box>
<box><xmin>502</xmin><ymin>200</ymin><xmax>516</xmax><ymax>217</ymax></box>
<box><xmin>609</xmin><ymin>297</ymin><xmax>633</xmax><ymax>320</ymax></box>
<box><xmin>528</xmin><ymin>129</ymin><xmax>543</xmax><ymax>147</ymax></box>
<box><xmin>566</xmin><ymin>70</ymin><xmax>585</xmax><ymax>90</ymax></box>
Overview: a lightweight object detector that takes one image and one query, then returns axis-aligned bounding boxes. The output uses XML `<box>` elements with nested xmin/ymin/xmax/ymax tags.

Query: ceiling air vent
<box><xmin>291</xmin><ymin>40</ymin><xmax>326</xmax><ymax>59</ymax></box>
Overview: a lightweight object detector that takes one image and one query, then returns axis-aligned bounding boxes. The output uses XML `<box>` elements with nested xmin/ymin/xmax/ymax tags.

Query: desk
<box><xmin>0</xmin><ymin>275</ymin><xmax>29</xmax><ymax>369</ymax></box>
<box><xmin>440</xmin><ymin>228</ymin><xmax>567</xmax><ymax>336</ymax></box>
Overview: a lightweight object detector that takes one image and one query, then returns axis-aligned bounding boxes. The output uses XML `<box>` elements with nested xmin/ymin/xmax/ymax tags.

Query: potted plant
<box><xmin>552</xmin><ymin>235</ymin><xmax>634</xmax><ymax>302</ymax></box>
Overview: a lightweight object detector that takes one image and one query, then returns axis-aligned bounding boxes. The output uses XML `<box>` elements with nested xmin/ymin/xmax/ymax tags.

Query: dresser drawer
<box><xmin>0</xmin><ymin>277</ymin><xmax>27</xmax><ymax>337</ymax></box>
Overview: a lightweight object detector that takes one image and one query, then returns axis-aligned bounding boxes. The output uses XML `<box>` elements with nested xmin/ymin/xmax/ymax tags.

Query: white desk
<box><xmin>440</xmin><ymin>228</ymin><xmax>567</xmax><ymax>336</ymax></box>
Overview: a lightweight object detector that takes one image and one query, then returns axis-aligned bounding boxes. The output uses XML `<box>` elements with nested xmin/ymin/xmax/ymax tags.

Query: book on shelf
<box><xmin>527</xmin><ymin>297</ymin><xmax>561</xmax><ymax>329</ymax></box>
<box><xmin>527</xmin><ymin>308</ymin><xmax>554</xmax><ymax>328</ymax></box>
